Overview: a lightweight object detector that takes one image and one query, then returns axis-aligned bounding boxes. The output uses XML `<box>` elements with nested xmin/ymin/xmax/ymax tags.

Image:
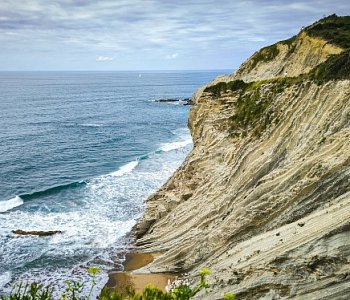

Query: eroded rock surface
<box><xmin>12</xmin><ymin>229</ymin><xmax>62</xmax><ymax>236</ymax></box>
<box><xmin>134</xmin><ymin>15</ymin><xmax>350</xmax><ymax>299</ymax></box>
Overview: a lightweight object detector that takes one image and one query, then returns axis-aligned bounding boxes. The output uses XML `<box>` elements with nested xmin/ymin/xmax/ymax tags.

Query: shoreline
<box><xmin>105</xmin><ymin>252</ymin><xmax>178</xmax><ymax>294</ymax></box>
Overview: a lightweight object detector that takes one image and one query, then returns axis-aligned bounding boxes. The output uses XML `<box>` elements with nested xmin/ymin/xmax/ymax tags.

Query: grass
<box><xmin>249</xmin><ymin>43</ymin><xmax>280</xmax><ymax>70</ymax></box>
<box><xmin>228</xmin><ymin>85</ymin><xmax>277</xmax><ymax>137</ymax></box>
<box><xmin>204</xmin><ymin>76</ymin><xmax>305</xmax><ymax>136</ymax></box>
<box><xmin>308</xmin><ymin>49</ymin><xmax>350</xmax><ymax>82</ymax></box>
<box><xmin>247</xmin><ymin>35</ymin><xmax>300</xmax><ymax>72</ymax></box>
<box><xmin>224</xmin><ymin>293</ymin><xmax>236</xmax><ymax>300</ymax></box>
<box><xmin>203</xmin><ymin>41</ymin><xmax>350</xmax><ymax>137</ymax></box>
<box><xmin>0</xmin><ymin>268</ymin><xmax>228</xmax><ymax>300</ymax></box>
<box><xmin>232</xmin><ymin>14</ymin><xmax>350</xmax><ymax>75</ymax></box>
<box><xmin>204</xmin><ymin>80</ymin><xmax>247</xmax><ymax>97</ymax></box>
<box><xmin>304</xmin><ymin>14</ymin><xmax>350</xmax><ymax>49</ymax></box>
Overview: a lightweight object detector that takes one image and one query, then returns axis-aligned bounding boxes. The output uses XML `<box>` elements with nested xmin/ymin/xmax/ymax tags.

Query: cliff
<box><xmin>135</xmin><ymin>15</ymin><xmax>350</xmax><ymax>299</ymax></box>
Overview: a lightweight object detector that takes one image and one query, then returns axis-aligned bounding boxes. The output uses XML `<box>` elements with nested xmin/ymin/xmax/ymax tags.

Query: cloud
<box><xmin>0</xmin><ymin>0</ymin><xmax>349</xmax><ymax>70</ymax></box>
<box><xmin>166</xmin><ymin>53</ymin><xmax>178</xmax><ymax>59</ymax></box>
<box><xmin>96</xmin><ymin>55</ymin><xmax>114</xmax><ymax>61</ymax></box>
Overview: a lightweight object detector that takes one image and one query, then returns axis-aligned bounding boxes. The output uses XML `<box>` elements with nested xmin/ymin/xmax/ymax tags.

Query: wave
<box><xmin>159</xmin><ymin>138</ymin><xmax>193</xmax><ymax>152</ymax></box>
<box><xmin>0</xmin><ymin>196</ymin><xmax>24</xmax><ymax>213</ymax></box>
<box><xmin>0</xmin><ymin>128</ymin><xmax>193</xmax><ymax>294</ymax></box>
<box><xmin>79</xmin><ymin>123</ymin><xmax>103</xmax><ymax>127</ymax></box>
<box><xmin>109</xmin><ymin>161</ymin><xmax>139</xmax><ymax>177</ymax></box>
<box><xmin>108</xmin><ymin>134</ymin><xmax>192</xmax><ymax>177</ymax></box>
<box><xmin>1</xmin><ymin>161</ymin><xmax>139</xmax><ymax>212</ymax></box>
<box><xmin>0</xmin><ymin>272</ymin><xmax>11</xmax><ymax>290</ymax></box>
<box><xmin>1</xmin><ymin>182</ymin><xmax>87</xmax><ymax>213</ymax></box>
<box><xmin>20</xmin><ymin>181</ymin><xmax>87</xmax><ymax>201</ymax></box>
<box><xmin>171</xmin><ymin>127</ymin><xmax>190</xmax><ymax>136</ymax></box>
<box><xmin>1</xmin><ymin>128</ymin><xmax>191</xmax><ymax>213</ymax></box>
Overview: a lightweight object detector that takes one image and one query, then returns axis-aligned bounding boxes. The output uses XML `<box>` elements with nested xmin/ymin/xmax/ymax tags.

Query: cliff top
<box><xmin>136</xmin><ymin>15</ymin><xmax>350</xmax><ymax>299</ymax></box>
<box><xmin>304</xmin><ymin>14</ymin><xmax>350</xmax><ymax>49</ymax></box>
<box><xmin>191</xmin><ymin>15</ymin><xmax>350</xmax><ymax>103</ymax></box>
<box><xmin>232</xmin><ymin>14</ymin><xmax>349</xmax><ymax>82</ymax></box>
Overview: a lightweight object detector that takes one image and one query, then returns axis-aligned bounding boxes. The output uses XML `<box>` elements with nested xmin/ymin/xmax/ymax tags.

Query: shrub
<box><xmin>0</xmin><ymin>268</ymin><xmax>225</xmax><ymax>300</ymax></box>
<box><xmin>224</xmin><ymin>292</ymin><xmax>236</xmax><ymax>300</ymax></box>
<box><xmin>304</xmin><ymin>14</ymin><xmax>350</xmax><ymax>49</ymax></box>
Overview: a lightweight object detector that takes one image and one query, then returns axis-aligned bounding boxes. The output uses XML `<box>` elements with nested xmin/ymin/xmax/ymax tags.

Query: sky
<box><xmin>0</xmin><ymin>0</ymin><xmax>349</xmax><ymax>71</ymax></box>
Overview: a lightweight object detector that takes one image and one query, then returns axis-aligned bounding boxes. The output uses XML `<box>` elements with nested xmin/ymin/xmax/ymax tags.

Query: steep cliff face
<box><xmin>135</xmin><ymin>15</ymin><xmax>350</xmax><ymax>299</ymax></box>
<box><xmin>231</xmin><ymin>31</ymin><xmax>342</xmax><ymax>82</ymax></box>
<box><xmin>192</xmin><ymin>14</ymin><xmax>348</xmax><ymax>104</ymax></box>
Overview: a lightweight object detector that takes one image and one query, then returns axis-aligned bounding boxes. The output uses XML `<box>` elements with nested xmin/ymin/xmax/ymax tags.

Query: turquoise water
<box><xmin>0</xmin><ymin>70</ymin><xmax>227</xmax><ymax>293</ymax></box>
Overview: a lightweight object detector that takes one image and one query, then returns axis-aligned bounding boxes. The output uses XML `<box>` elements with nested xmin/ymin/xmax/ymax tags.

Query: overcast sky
<box><xmin>0</xmin><ymin>0</ymin><xmax>349</xmax><ymax>71</ymax></box>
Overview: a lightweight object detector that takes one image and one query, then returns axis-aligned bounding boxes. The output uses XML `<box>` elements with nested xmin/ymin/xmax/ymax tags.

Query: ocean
<box><xmin>0</xmin><ymin>70</ymin><xmax>227</xmax><ymax>295</ymax></box>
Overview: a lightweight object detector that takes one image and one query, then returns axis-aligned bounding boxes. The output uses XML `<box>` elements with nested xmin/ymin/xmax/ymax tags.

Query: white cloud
<box><xmin>96</xmin><ymin>55</ymin><xmax>114</xmax><ymax>61</ymax></box>
<box><xmin>166</xmin><ymin>53</ymin><xmax>178</xmax><ymax>59</ymax></box>
<box><xmin>1</xmin><ymin>0</ymin><xmax>349</xmax><ymax>70</ymax></box>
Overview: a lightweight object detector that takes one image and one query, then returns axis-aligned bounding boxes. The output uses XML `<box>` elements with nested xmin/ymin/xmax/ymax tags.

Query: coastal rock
<box><xmin>154</xmin><ymin>98</ymin><xmax>193</xmax><ymax>105</ymax></box>
<box><xmin>190</xmin><ymin>18</ymin><xmax>343</xmax><ymax>105</ymax></box>
<box><xmin>230</xmin><ymin>31</ymin><xmax>343</xmax><ymax>82</ymax></box>
<box><xmin>155</xmin><ymin>98</ymin><xmax>180</xmax><ymax>103</ymax></box>
<box><xmin>135</xmin><ymin>15</ymin><xmax>350</xmax><ymax>299</ymax></box>
<box><xmin>12</xmin><ymin>229</ymin><xmax>62</xmax><ymax>236</ymax></box>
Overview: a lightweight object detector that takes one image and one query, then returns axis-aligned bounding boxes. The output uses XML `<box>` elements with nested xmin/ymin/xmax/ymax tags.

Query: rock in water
<box><xmin>12</xmin><ymin>229</ymin><xmax>62</xmax><ymax>236</ymax></box>
<box><xmin>154</xmin><ymin>98</ymin><xmax>194</xmax><ymax>105</ymax></box>
<box><xmin>155</xmin><ymin>98</ymin><xmax>180</xmax><ymax>102</ymax></box>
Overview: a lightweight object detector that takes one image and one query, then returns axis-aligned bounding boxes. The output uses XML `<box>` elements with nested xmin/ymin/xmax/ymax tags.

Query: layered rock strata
<box><xmin>134</xmin><ymin>15</ymin><xmax>350</xmax><ymax>299</ymax></box>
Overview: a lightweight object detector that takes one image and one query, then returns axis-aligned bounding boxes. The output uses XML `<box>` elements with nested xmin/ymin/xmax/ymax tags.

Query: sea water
<box><xmin>0</xmin><ymin>70</ymin><xmax>227</xmax><ymax>294</ymax></box>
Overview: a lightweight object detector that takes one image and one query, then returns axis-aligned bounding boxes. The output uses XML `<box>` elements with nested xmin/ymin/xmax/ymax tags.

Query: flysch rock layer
<box><xmin>192</xmin><ymin>29</ymin><xmax>342</xmax><ymax>104</ymax></box>
<box><xmin>231</xmin><ymin>32</ymin><xmax>343</xmax><ymax>82</ymax></box>
<box><xmin>134</xmin><ymin>18</ymin><xmax>350</xmax><ymax>299</ymax></box>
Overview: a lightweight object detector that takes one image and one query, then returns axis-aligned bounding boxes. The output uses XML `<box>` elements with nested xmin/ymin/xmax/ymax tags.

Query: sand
<box><xmin>106</xmin><ymin>252</ymin><xmax>177</xmax><ymax>295</ymax></box>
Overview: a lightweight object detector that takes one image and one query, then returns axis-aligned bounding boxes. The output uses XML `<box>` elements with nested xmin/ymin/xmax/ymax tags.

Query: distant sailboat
<box><xmin>139</xmin><ymin>74</ymin><xmax>142</xmax><ymax>77</ymax></box>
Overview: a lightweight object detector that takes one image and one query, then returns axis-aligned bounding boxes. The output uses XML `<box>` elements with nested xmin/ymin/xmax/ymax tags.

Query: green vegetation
<box><xmin>229</xmin><ymin>87</ymin><xmax>268</xmax><ymax>135</ymax></box>
<box><xmin>282</xmin><ymin>36</ymin><xmax>298</xmax><ymax>58</ymax></box>
<box><xmin>204</xmin><ymin>77</ymin><xmax>305</xmax><ymax>137</ymax></box>
<box><xmin>204</xmin><ymin>80</ymin><xmax>247</xmax><ymax>97</ymax></box>
<box><xmin>224</xmin><ymin>292</ymin><xmax>236</xmax><ymax>300</ymax></box>
<box><xmin>0</xmin><ymin>268</ymin><xmax>225</xmax><ymax>300</ymax></box>
<box><xmin>1</xmin><ymin>283</ymin><xmax>53</xmax><ymax>300</ymax></box>
<box><xmin>245</xmin><ymin>35</ymin><xmax>297</xmax><ymax>73</ymax></box>
<box><xmin>233</xmin><ymin>15</ymin><xmax>350</xmax><ymax>76</ymax></box>
<box><xmin>280</xmin><ymin>36</ymin><xmax>297</xmax><ymax>47</ymax></box>
<box><xmin>204</xmin><ymin>28</ymin><xmax>350</xmax><ymax>136</ymax></box>
<box><xmin>243</xmin><ymin>14</ymin><xmax>350</xmax><ymax>73</ymax></box>
<box><xmin>304</xmin><ymin>14</ymin><xmax>350</xmax><ymax>49</ymax></box>
<box><xmin>308</xmin><ymin>49</ymin><xmax>350</xmax><ymax>82</ymax></box>
<box><xmin>249</xmin><ymin>44</ymin><xmax>280</xmax><ymax>70</ymax></box>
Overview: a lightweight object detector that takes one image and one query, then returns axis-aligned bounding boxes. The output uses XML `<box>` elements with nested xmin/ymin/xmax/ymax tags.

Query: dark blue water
<box><xmin>0</xmin><ymin>70</ymin><xmax>227</xmax><ymax>293</ymax></box>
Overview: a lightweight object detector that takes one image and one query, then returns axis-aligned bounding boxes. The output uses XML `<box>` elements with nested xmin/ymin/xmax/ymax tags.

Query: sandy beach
<box><xmin>106</xmin><ymin>252</ymin><xmax>178</xmax><ymax>294</ymax></box>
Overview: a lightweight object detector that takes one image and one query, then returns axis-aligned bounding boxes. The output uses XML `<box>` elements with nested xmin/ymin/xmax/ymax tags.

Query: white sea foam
<box><xmin>171</xmin><ymin>127</ymin><xmax>189</xmax><ymax>135</ymax></box>
<box><xmin>110</xmin><ymin>161</ymin><xmax>139</xmax><ymax>177</ymax></box>
<box><xmin>80</xmin><ymin>123</ymin><xmax>103</xmax><ymax>127</ymax></box>
<box><xmin>0</xmin><ymin>272</ymin><xmax>11</xmax><ymax>290</ymax></box>
<box><xmin>0</xmin><ymin>128</ymin><xmax>193</xmax><ymax>294</ymax></box>
<box><xmin>159</xmin><ymin>138</ymin><xmax>193</xmax><ymax>152</ymax></box>
<box><xmin>0</xmin><ymin>196</ymin><xmax>24</xmax><ymax>213</ymax></box>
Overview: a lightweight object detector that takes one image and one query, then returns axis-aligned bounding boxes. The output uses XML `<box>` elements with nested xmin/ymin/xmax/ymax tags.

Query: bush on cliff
<box><xmin>0</xmin><ymin>268</ymin><xmax>222</xmax><ymax>300</ymax></box>
<box><xmin>304</xmin><ymin>14</ymin><xmax>350</xmax><ymax>49</ymax></box>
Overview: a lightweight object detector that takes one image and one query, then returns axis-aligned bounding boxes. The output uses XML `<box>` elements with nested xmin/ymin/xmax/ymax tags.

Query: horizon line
<box><xmin>0</xmin><ymin>68</ymin><xmax>233</xmax><ymax>72</ymax></box>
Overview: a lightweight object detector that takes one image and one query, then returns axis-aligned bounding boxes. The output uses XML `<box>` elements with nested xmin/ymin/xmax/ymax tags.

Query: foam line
<box><xmin>159</xmin><ymin>138</ymin><xmax>193</xmax><ymax>152</ymax></box>
<box><xmin>0</xmin><ymin>196</ymin><xmax>23</xmax><ymax>213</ymax></box>
<box><xmin>109</xmin><ymin>161</ymin><xmax>139</xmax><ymax>177</ymax></box>
<box><xmin>0</xmin><ymin>272</ymin><xmax>11</xmax><ymax>290</ymax></box>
